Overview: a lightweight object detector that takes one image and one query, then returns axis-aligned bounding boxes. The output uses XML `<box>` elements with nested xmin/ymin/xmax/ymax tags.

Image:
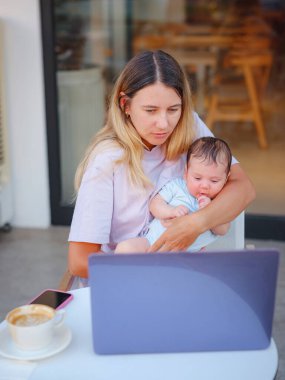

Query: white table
<box><xmin>7</xmin><ymin>288</ymin><xmax>280</xmax><ymax>379</ymax></box>
<box><xmin>32</xmin><ymin>288</ymin><xmax>279</xmax><ymax>379</ymax></box>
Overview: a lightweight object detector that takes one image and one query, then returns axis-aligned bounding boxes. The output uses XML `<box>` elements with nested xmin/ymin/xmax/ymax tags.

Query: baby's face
<box><xmin>184</xmin><ymin>156</ymin><xmax>229</xmax><ymax>199</ymax></box>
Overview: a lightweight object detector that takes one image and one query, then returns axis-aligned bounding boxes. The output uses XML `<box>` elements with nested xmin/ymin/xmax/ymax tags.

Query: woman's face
<box><xmin>125</xmin><ymin>82</ymin><xmax>182</xmax><ymax>150</ymax></box>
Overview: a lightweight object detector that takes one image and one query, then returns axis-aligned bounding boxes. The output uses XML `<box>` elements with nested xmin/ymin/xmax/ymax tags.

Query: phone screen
<box><xmin>30</xmin><ymin>290</ymin><xmax>73</xmax><ymax>309</ymax></box>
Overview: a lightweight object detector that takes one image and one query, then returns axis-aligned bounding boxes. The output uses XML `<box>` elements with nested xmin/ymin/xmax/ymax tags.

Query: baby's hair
<box><xmin>186</xmin><ymin>137</ymin><xmax>232</xmax><ymax>174</ymax></box>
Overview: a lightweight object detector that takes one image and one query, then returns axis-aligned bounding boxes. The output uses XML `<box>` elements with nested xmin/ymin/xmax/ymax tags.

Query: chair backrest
<box><xmin>207</xmin><ymin>212</ymin><xmax>245</xmax><ymax>251</ymax></box>
<box><xmin>58</xmin><ymin>269</ymin><xmax>75</xmax><ymax>291</ymax></box>
<box><xmin>229</xmin><ymin>52</ymin><xmax>273</xmax><ymax>94</ymax></box>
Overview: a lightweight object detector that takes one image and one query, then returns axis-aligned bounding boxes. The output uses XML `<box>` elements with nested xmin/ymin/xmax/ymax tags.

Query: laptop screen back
<box><xmin>89</xmin><ymin>249</ymin><xmax>279</xmax><ymax>355</ymax></box>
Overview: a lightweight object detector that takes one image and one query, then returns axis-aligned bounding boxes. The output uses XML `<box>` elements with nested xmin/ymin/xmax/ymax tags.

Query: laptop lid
<box><xmin>88</xmin><ymin>249</ymin><xmax>279</xmax><ymax>355</ymax></box>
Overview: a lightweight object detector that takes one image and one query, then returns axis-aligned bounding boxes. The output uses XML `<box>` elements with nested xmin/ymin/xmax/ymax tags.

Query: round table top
<box><xmin>30</xmin><ymin>287</ymin><xmax>278</xmax><ymax>380</ymax></box>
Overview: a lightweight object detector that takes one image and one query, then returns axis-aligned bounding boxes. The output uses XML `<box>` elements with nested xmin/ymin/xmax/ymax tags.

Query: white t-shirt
<box><xmin>68</xmin><ymin>112</ymin><xmax>236</xmax><ymax>252</ymax></box>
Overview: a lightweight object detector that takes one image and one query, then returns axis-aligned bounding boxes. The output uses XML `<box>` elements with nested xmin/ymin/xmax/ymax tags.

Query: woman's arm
<box><xmin>211</xmin><ymin>222</ymin><xmax>231</xmax><ymax>236</ymax></box>
<box><xmin>197</xmin><ymin>194</ymin><xmax>230</xmax><ymax>236</ymax></box>
<box><xmin>68</xmin><ymin>149</ymin><xmax>118</xmax><ymax>278</ymax></box>
<box><xmin>68</xmin><ymin>242</ymin><xmax>102</xmax><ymax>278</ymax></box>
<box><xmin>148</xmin><ymin>164</ymin><xmax>255</xmax><ymax>252</ymax></box>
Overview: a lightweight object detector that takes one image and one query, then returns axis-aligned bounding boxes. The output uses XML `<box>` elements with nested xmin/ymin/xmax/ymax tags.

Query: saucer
<box><xmin>0</xmin><ymin>324</ymin><xmax>72</xmax><ymax>361</ymax></box>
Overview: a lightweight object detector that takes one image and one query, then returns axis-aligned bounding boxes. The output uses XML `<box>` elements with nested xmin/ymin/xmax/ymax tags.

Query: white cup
<box><xmin>6</xmin><ymin>304</ymin><xmax>65</xmax><ymax>351</ymax></box>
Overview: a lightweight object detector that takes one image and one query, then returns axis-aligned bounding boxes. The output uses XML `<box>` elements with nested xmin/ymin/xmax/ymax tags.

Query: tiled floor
<box><xmin>0</xmin><ymin>227</ymin><xmax>69</xmax><ymax>319</ymax></box>
<box><xmin>0</xmin><ymin>227</ymin><xmax>284</xmax><ymax>379</ymax></box>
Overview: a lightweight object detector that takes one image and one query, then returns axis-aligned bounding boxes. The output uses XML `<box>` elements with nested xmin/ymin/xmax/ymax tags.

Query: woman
<box><xmin>68</xmin><ymin>50</ymin><xmax>255</xmax><ymax>278</ymax></box>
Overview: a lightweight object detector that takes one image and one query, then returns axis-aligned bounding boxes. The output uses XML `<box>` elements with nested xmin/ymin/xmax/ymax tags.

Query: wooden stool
<box><xmin>206</xmin><ymin>51</ymin><xmax>272</xmax><ymax>149</ymax></box>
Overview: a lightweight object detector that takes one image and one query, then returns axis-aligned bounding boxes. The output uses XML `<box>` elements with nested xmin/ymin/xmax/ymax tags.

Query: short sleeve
<box><xmin>158</xmin><ymin>181</ymin><xmax>176</xmax><ymax>204</ymax></box>
<box><xmin>68</xmin><ymin>150</ymin><xmax>119</xmax><ymax>244</ymax></box>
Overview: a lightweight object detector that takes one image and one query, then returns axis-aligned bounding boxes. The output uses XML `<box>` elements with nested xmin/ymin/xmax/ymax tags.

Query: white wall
<box><xmin>0</xmin><ymin>0</ymin><xmax>50</xmax><ymax>227</ymax></box>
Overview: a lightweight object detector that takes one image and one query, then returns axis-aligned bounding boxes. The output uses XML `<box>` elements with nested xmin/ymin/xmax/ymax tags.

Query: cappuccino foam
<box><xmin>12</xmin><ymin>313</ymin><xmax>51</xmax><ymax>327</ymax></box>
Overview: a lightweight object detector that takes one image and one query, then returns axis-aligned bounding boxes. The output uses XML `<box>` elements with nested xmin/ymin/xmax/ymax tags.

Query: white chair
<box><xmin>207</xmin><ymin>212</ymin><xmax>245</xmax><ymax>251</ymax></box>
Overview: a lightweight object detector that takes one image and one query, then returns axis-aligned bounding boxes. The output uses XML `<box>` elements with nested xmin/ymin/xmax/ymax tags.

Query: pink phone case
<box><xmin>29</xmin><ymin>288</ymin><xmax>74</xmax><ymax>310</ymax></box>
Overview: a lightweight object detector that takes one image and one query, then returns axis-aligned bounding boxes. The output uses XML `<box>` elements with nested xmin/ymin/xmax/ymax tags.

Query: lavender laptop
<box><xmin>88</xmin><ymin>249</ymin><xmax>279</xmax><ymax>355</ymax></box>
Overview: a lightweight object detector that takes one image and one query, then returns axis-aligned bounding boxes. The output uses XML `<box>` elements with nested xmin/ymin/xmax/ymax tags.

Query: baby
<box><xmin>115</xmin><ymin>137</ymin><xmax>232</xmax><ymax>253</ymax></box>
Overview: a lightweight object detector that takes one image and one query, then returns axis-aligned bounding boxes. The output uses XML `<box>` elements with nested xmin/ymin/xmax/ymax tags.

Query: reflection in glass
<box><xmin>53</xmin><ymin>0</ymin><xmax>285</xmax><ymax>215</ymax></box>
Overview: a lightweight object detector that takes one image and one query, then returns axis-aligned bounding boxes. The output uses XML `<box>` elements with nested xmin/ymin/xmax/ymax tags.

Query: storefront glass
<box><xmin>51</xmin><ymin>0</ymin><xmax>285</xmax><ymax>220</ymax></box>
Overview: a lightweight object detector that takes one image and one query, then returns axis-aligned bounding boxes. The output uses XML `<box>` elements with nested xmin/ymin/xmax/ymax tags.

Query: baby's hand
<box><xmin>159</xmin><ymin>205</ymin><xmax>189</xmax><ymax>227</ymax></box>
<box><xmin>171</xmin><ymin>205</ymin><xmax>189</xmax><ymax>218</ymax></box>
<box><xmin>197</xmin><ymin>195</ymin><xmax>211</xmax><ymax>209</ymax></box>
<box><xmin>160</xmin><ymin>205</ymin><xmax>188</xmax><ymax>228</ymax></box>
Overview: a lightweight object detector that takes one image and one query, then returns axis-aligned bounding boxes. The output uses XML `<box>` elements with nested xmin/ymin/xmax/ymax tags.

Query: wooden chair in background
<box><xmin>206</xmin><ymin>47</ymin><xmax>272</xmax><ymax>149</ymax></box>
<box><xmin>58</xmin><ymin>269</ymin><xmax>75</xmax><ymax>291</ymax></box>
<box><xmin>205</xmin><ymin>3</ymin><xmax>276</xmax><ymax>148</ymax></box>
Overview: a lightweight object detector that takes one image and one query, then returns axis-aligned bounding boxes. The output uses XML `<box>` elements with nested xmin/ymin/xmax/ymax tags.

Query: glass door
<box><xmin>41</xmin><ymin>0</ymin><xmax>130</xmax><ymax>224</ymax></box>
<box><xmin>41</xmin><ymin>0</ymin><xmax>285</xmax><ymax>240</ymax></box>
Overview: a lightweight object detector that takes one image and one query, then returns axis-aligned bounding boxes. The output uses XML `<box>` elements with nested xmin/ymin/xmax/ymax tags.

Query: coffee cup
<box><xmin>6</xmin><ymin>304</ymin><xmax>65</xmax><ymax>351</ymax></box>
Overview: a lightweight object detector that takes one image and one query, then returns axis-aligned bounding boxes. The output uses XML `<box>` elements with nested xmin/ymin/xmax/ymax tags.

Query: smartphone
<box><xmin>29</xmin><ymin>289</ymin><xmax>74</xmax><ymax>310</ymax></box>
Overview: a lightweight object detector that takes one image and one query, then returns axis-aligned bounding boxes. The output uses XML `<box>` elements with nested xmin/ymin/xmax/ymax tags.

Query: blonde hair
<box><xmin>75</xmin><ymin>50</ymin><xmax>195</xmax><ymax>191</ymax></box>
